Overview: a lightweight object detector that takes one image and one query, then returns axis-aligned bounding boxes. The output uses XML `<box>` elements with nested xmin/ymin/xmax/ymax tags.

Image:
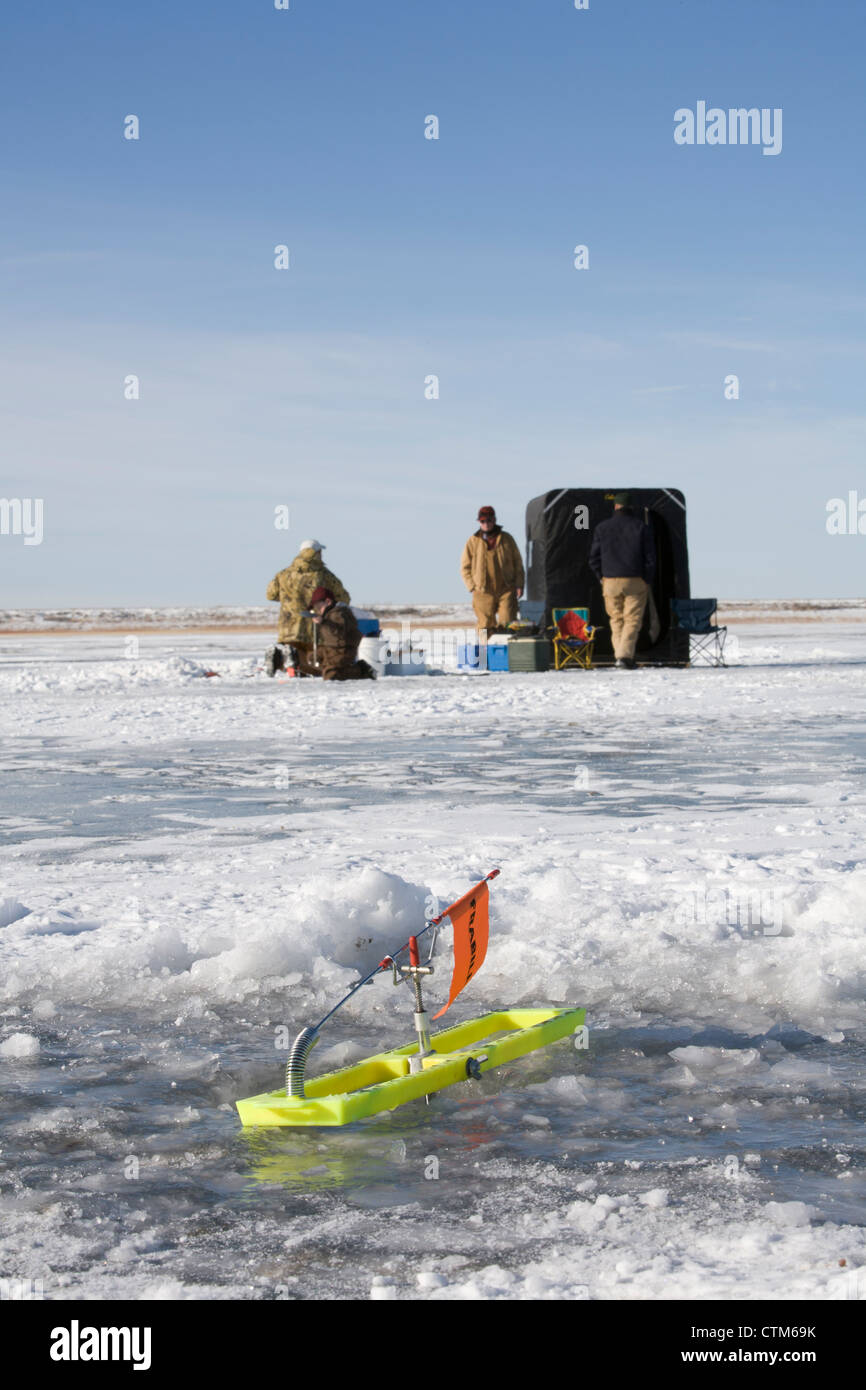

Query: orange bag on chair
<box><xmin>557</xmin><ymin>611</ymin><xmax>588</xmax><ymax>641</ymax></box>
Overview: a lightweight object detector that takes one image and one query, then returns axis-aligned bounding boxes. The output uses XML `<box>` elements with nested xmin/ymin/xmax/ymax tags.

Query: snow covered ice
<box><xmin>1</xmin><ymin>619</ymin><xmax>865</xmax><ymax>1300</ymax></box>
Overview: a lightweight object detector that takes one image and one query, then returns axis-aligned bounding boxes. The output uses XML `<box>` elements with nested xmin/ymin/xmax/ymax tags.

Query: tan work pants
<box><xmin>602</xmin><ymin>577</ymin><xmax>649</xmax><ymax>660</ymax></box>
<box><xmin>472</xmin><ymin>590</ymin><xmax>518</xmax><ymax>635</ymax></box>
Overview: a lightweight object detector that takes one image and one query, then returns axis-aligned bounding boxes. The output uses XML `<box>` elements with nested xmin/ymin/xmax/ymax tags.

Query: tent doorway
<box><xmin>524</xmin><ymin>488</ymin><xmax>691</xmax><ymax>665</ymax></box>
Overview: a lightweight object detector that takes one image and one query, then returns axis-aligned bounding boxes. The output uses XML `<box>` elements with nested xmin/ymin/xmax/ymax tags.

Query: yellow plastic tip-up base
<box><xmin>236</xmin><ymin>1006</ymin><xmax>586</xmax><ymax>1127</ymax></box>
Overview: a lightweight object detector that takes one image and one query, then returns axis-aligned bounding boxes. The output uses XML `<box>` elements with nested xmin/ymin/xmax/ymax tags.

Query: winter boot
<box><xmin>264</xmin><ymin>645</ymin><xmax>286</xmax><ymax>677</ymax></box>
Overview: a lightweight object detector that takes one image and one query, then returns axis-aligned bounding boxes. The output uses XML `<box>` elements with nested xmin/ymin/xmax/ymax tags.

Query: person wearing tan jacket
<box><xmin>461</xmin><ymin>505</ymin><xmax>525</xmax><ymax>635</ymax></box>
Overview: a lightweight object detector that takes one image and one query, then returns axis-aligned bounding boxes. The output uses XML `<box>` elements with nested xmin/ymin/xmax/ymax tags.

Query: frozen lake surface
<box><xmin>1</xmin><ymin>624</ymin><xmax>865</xmax><ymax>1300</ymax></box>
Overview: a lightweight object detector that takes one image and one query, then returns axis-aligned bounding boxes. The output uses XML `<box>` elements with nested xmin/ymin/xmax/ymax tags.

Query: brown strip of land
<box><xmin>2</xmin><ymin>606</ymin><xmax>865</xmax><ymax>636</ymax></box>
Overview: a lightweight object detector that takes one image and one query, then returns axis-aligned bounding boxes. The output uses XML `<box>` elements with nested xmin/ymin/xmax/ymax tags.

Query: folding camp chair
<box><xmin>551</xmin><ymin>607</ymin><xmax>597</xmax><ymax>670</ymax></box>
<box><xmin>671</xmin><ymin>599</ymin><xmax>727</xmax><ymax>667</ymax></box>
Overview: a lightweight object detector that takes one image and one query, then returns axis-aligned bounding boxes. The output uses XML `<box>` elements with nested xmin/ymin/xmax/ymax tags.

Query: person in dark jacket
<box><xmin>310</xmin><ymin>587</ymin><xmax>377</xmax><ymax>681</ymax></box>
<box><xmin>588</xmin><ymin>493</ymin><xmax>656</xmax><ymax>668</ymax></box>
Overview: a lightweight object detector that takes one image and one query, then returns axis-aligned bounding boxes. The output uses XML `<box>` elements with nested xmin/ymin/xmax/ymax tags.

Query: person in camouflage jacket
<box><xmin>311</xmin><ymin>587</ymin><xmax>376</xmax><ymax>682</ymax></box>
<box><xmin>266</xmin><ymin>540</ymin><xmax>350</xmax><ymax>650</ymax></box>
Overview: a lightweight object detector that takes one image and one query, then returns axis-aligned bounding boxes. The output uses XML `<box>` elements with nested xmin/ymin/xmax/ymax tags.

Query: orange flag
<box><xmin>433</xmin><ymin>880</ymin><xmax>490</xmax><ymax>1019</ymax></box>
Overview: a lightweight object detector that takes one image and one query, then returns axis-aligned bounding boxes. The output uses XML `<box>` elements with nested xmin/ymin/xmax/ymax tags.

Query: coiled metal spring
<box><xmin>285</xmin><ymin>1026</ymin><xmax>319</xmax><ymax>1098</ymax></box>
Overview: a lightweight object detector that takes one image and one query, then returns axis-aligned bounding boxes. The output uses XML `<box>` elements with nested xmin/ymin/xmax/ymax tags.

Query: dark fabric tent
<box><xmin>524</xmin><ymin>488</ymin><xmax>691</xmax><ymax>664</ymax></box>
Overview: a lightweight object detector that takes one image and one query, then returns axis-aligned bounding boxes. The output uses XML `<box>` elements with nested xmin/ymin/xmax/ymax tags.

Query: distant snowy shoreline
<box><xmin>1</xmin><ymin>598</ymin><xmax>865</xmax><ymax>633</ymax></box>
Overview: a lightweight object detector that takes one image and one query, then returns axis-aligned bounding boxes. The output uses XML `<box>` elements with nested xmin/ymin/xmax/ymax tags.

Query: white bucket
<box><xmin>358</xmin><ymin>635</ymin><xmax>387</xmax><ymax>679</ymax></box>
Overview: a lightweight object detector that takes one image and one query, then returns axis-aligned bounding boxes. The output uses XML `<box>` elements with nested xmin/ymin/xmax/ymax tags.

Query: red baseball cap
<box><xmin>478</xmin><ymin>505</ymin><xmax>496</xmax><ymax>520</ymax></box>
<box><xmin>310</xmin><ymin>586</ymin><xmax>334</xmax><ymax>605</ymax></box>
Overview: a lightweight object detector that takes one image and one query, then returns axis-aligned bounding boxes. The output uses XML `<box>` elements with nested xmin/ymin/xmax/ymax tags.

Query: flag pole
<box><xmin>285</xmin><ymin>869</ymin><xmax>500</xmax><ymax>1098</ymax></box>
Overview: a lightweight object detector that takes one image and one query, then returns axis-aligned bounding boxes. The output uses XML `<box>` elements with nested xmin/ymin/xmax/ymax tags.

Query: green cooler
<box><xmin>507</xmin><ymin>636</ymin><xmax>552</xmax><ymax>672</ymax></box>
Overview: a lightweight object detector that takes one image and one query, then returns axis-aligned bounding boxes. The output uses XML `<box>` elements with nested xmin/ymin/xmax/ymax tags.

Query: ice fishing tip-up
<box><xmin>285</xmin><ymin>869</ymin><xmax>501</xmax><ymax>1098</ymax></box>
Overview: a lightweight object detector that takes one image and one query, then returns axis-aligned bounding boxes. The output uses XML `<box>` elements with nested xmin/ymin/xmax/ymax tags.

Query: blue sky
<box><xmin>2</xmin><ymin>0</ymin><xmax>864</xmax><ymax>605</ymax></box>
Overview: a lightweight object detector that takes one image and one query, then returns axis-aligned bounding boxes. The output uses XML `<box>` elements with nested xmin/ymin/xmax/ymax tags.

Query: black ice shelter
<box><xmin>524</xmin><ymin>488</ymin><xmax>691</xmax><ymax>664</ymax></box>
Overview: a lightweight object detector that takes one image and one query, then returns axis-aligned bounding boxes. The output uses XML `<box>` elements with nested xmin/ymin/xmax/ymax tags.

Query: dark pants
<box><xmin>321</xmin><ymin>654</ymin><xmax>370</xmax><ymax>681</ymax></box>
<box><xmin>292</xmin><ymin>643</ymin><xmax>322</xmax><ymax>676</ymax></box>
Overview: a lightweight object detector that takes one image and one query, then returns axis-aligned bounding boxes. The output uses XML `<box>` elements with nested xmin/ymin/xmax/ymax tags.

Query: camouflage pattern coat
<box><xmin>266</xmin><ymin>549</ymin><xmax>350</xmax><ymax>646</ymax></box>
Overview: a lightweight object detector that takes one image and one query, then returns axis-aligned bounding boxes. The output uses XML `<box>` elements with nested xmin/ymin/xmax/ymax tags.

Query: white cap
<box><xmin>298</xmin><ymin>538</ymin><xmax>324</xmax><ymax>553</ymax></box>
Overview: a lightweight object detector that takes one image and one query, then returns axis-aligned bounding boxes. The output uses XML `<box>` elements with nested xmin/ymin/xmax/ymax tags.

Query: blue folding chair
<box><xmin>671</xmin><ymin>599</ymin><xmax>727</xmax><ymax>667</ymax></box>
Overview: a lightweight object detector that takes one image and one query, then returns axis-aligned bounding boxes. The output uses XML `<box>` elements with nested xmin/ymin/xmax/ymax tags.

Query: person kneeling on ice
<box><xmin>265</xmin><ymin>539</ymin><xmax>350</xmax><ymax>676</ymax></box>
<box><xmin>310</xmin><ymin>587</ymin><xmax>377</xmax><ymax>681</ymax></box>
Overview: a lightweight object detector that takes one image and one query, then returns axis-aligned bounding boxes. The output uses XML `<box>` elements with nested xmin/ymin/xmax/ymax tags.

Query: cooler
<box><xmin>507</xmin><ymin>636</ymin><xmax>552</xmax><ymax>672</ymax></box>
<box><xmin>486</xmin><ymin>639</ymin><xmax>509</xmax><ymax>672</ymax></box>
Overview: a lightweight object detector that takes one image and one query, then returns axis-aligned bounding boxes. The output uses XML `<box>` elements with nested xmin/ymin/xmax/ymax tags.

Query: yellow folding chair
<box><xmin>552</xmin><ymin>607</ymin><xmax>597</xmax><ymax>670</ymax></box>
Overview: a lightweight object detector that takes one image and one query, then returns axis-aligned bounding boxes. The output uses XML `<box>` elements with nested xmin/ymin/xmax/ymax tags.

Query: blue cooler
<box><xmin>351</xmin><ymin>608</ymin><xmax>381</xmax><ymax>637</ymax></box>
<box><xmin>486</xmin><ymin>640</ymin><xmax>509</xmax><ymax>672</ymax></box>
